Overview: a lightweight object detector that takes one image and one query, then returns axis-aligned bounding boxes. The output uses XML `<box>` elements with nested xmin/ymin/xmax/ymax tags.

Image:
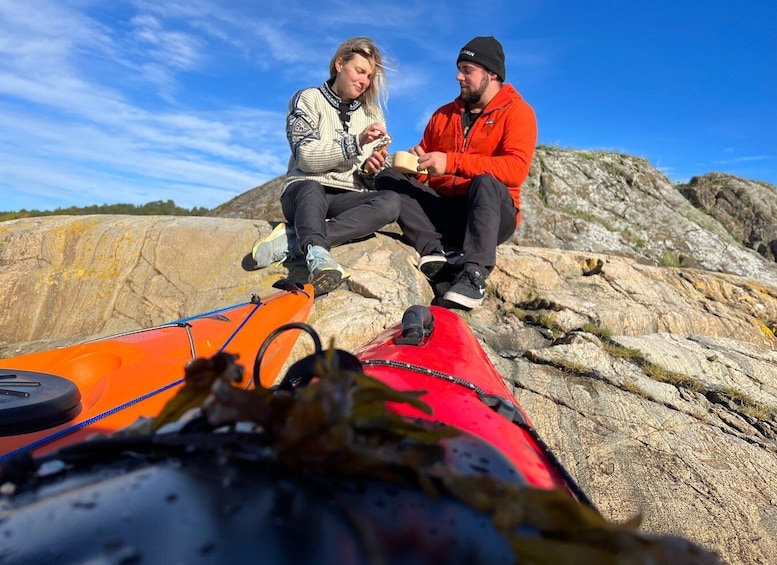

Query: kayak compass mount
<box><xmin>248</xmin><ymin>321</ymin><xmax>361</xmax><ymax>391</ymax></box>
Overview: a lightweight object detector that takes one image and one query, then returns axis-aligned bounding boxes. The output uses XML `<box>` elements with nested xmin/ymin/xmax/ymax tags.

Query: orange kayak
<box><xmin>0</xmin><ymin>281</ymin><xmax>314</xmax><ymax>460</ymax></box>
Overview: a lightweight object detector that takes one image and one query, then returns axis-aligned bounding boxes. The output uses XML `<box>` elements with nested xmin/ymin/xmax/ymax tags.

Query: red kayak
<box><xmin>0</xmin><ymin>280</ymin><xmax>314</xmax><ymax>461</ymax></box>
<box><xmin>354</xmin><ymin>304</ymin><xmax>589</xmax><ymax>500</ymax></box>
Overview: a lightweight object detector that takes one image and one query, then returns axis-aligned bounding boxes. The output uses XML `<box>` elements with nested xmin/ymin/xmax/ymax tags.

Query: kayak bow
<box><xmin>0</xmin><ymin>280</ymin><xmax>314</xmax><ymax>460</ymax></box>
<box><xmin>355</xmin><ymin>304</ymin><xmax>591</xmax><ymax>502</ymax></box>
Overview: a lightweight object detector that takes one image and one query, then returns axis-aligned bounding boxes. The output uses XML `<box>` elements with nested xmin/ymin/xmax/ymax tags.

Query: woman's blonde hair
<box><xmin>329</xmin><ymin>36</ymin><xmax>387</xmax><ymax>115</ymax></box>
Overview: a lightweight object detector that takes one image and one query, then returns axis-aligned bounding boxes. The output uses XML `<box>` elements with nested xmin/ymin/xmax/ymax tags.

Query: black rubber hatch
<box><xmin>0</xmin><ymin>369</ymin><xmax>81</xmax><ymax>435</ymax></box>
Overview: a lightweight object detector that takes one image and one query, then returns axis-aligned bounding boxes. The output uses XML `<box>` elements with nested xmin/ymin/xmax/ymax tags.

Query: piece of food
<box><xmin>362</xmin><ymin>135</ymin><xmax>392</xmax><ymax>173</ymax></box>
<box><xmin>393</xmin><ymin>150</ymin><xmax>426</xmax><ymax>174</ymax></box>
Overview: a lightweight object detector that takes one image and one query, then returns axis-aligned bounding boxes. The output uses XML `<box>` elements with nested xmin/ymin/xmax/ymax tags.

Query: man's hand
<box><xmin>415</xmin><ymin>148</ymin><xmax>447</xmax><ymax>176</ymax></box>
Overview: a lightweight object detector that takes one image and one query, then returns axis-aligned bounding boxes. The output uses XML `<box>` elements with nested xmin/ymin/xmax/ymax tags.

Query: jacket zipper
<box><xmin>452</xmin><ymin>98</ymin><xmax>509</xmax><ymax>195</ymax></box>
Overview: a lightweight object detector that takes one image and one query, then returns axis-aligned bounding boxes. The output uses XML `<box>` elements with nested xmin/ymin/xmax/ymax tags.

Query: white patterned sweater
<box><xmin>282</xmin><ymin>82</ymin><xmax>386</xmax><ymax>194</ymax></box>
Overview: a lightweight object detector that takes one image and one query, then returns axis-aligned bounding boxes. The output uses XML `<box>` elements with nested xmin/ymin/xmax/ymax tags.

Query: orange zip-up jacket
<box><xmin>418</xmin><ymin>84</ymin><xmax>537</xmax><ymax>226</ymax></box>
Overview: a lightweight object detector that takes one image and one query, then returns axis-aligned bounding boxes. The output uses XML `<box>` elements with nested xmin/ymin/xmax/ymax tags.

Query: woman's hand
<box><xmin>363</xmin><ymin>149</ymin><xmax>388</xmax><ymax>173</ymax></box>
<box><xmin>359</xmin><ymin>123</ymin><xmax>387</xmax><ymax>148</ymax></box>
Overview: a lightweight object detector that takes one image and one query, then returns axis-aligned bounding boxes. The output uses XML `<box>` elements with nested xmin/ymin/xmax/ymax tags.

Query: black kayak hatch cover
<box><xmin>0</xmin><ymin>369</ymin><xmax>82</xmax><ymax>436</ymax></box>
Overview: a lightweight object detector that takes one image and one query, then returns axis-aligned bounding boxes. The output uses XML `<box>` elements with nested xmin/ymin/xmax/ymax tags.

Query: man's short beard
<box><xmin>459</xmin><ymin>73</ymin><xmax>490</xmax><ymax>104</ymax></box>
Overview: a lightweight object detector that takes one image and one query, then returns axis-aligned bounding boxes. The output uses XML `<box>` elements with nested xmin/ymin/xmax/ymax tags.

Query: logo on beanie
<box><xmin>456</xmin><ymin>36</ymin><xmax>506</xmax><ymax>81</ymax></box>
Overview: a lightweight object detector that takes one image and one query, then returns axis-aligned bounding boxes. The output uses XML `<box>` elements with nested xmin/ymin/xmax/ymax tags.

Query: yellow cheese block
<box><xmin>393</xmin><ymin>151</ymin><xmax>426</xmax><ymax>174</ymax></box>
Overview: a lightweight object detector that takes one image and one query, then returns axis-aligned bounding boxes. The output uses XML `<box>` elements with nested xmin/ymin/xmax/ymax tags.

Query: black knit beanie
<box><xmin>456</xmin><ymin>36</ymin><xmax>505</xmax><ymax>81</ymax></box>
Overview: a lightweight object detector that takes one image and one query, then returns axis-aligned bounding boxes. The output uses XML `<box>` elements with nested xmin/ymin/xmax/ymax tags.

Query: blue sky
<box><xmin>1</xmin><ymin>0</ymin><xmax>775</xmax><ymax>212</ymax></box>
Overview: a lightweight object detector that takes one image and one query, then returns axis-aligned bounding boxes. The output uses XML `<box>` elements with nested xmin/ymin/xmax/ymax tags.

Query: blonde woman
<box><xmin>251</xmin><ymin>37</ymin><xmax>399</xmax><ymax>296</ymax></box>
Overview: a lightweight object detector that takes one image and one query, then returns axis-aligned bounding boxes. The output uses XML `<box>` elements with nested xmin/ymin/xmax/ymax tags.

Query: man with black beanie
<box><xmin>376</xmin><ymin>36</ymin><xmax>537</xmax><ymax>309</ymax></box>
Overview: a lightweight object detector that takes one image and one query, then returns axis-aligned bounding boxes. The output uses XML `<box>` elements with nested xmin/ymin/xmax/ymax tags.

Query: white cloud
<box><xmin>713</xmin><ymin>156</ymin><xmax>771</xmax><ymax>164</ymax></box>
<box><xmin>0</xmin><ymin>1</ymin><xmax>298</xmax><ymax>209</ymax></box>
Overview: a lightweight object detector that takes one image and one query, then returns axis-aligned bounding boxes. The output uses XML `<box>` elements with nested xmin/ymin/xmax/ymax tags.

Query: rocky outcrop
<box><xmin>515</xmin><ymin>150</ymin><xmax>777</xmax><ymax>283</ymax></box>
<box><xmin>209</xmin><ymin>176</ymin><xmax>285</xmax><ymax>220</ymax></box>
<box><xmin>678</xmin><ymin>172</ymin><xmax>777</xmax><ymax>262</ymax></box>
<box><xmin>2</xmin><ymin>149</ymin><xmax>777</xmax><ymax>564</ymax></box>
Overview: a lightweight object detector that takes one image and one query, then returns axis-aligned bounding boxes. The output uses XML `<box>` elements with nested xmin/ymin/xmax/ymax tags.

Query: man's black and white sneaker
<box><xmin>443</xmin><ymin>266</ymin><xmax>486</xmax><ymax>309</ymax></box>
<box><xmin>419</xmin><ymin>250</ymin><xmax>457</xmax><ymax>283</ymax></box>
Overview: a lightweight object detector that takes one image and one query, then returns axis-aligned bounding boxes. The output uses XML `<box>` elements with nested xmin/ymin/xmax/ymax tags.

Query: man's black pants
<box><xmin>375</xmin><ymin>169</ymin><xmax>517</xmax><ymax>274</ymax></box>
